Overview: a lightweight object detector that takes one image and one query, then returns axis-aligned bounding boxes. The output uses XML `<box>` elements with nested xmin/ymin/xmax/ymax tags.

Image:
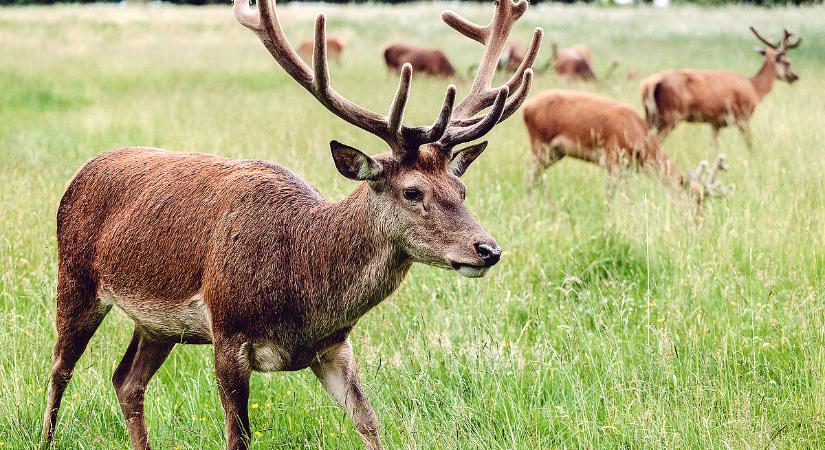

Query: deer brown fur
<box><xmin>641</xmin><ymin>27</ymin><xmax>800</xmax><ymax>151</ymax></box>
<box><xmin>551</xmin><ymin>43</ymin><xmax>596</xmax><ymax>81</ymax></box>
<box><xmin>298</xmin><ymin>36</ymin><xmax>345</xmax><ymax>61</ymax></box>
<box><xmin>40</xmin><ymin>1</ymin><xmax>542</xmax><ymax>450</ymax></box>
<box><xmin>523</xmin><ymin>89</ymin><xmax>728</xmax><ymax>204</ymax></box>
<box><xmin>382</xmin><ymin>43</ymin><xmax>457</xmax><ymax>77</ymax></box>
<box><xmin>501</xmin><ymin>42</ymin><xmax>526</xmax><ymax>72</ymax></box>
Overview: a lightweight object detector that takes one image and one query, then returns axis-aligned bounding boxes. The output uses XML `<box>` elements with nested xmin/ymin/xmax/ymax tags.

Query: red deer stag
<box><xmin>39</xmin><ymin>0</ymin><xmax>541</xmax><ymax>449</ymax></box>
<box><xmin>523</xmin><ymin>90</ymin><xmax>730</xmax><ymax>205</ymax></box>
<box><xmin>298</xmin><ymin>36</ymin><xmax>345</xmax><ymax>61</ymax></box>
<box><xmin>382</xmin><ymin>43</ymin><xmax>458</xmax><ymax>77</ymax></box>
<box><xmin>641</xmin><ymin>27</ymin><xmax>801</xmax><ymax>151</ymax></box>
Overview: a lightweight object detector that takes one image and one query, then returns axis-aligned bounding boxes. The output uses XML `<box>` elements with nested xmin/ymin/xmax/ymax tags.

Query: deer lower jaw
<box><xmin>450</xmin><ymin>261</ymin><xmax>490</xmax><ymax>278</ymax></box>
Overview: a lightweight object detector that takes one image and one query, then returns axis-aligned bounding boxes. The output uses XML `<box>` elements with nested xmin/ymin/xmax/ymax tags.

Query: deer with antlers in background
<box><xmin>641</xmin><ymin>27</ymin><xmax>801</xmax><ymax>152</ymax></box>
<box><xmin>523</xmin><ymin>90</ymin><xmax>730</xmax><ymax>206</ymax></box>
<box><xmin>38</xmin><ymin>1</ymin><xmax>541</xmax><ymax>449</ymax></box>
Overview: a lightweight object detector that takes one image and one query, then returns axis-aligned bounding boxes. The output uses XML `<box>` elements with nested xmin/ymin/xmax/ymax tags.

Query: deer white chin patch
<box><xmin>456</xmin><ymin>265</ymin><xmax>489</xmax><ymax>278</ymax></box>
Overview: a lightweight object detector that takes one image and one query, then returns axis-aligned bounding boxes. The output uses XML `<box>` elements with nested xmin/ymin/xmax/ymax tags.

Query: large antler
<box><xmin>438</xmin><ymin>0</ymin><xmax>543</xmax><ymax>149</ymax></box>
<box><xmin>780</xmin><ymin>28</ymin><xmax>802</xmax><ymax>50</ymax></box>
<box><xmin>688</xmin><ymin>154</ymin><xmax>733</xmax><ymax>198</ymax></box>
<box><xmin>750</xmin><ymin>26</ymin><xmax>801</xmax><ymax>52</ymax></box>
<box><xmin>234</xmin><ymin>0</ymin><xmax>456</xmax><ymax>161</ymax></box>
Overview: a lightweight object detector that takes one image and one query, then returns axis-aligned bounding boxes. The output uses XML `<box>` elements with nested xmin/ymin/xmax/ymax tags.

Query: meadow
<box><xmin>1</xmin><ymin>2</ymin><xmax>825</xmax><ymax>448</ymax></box>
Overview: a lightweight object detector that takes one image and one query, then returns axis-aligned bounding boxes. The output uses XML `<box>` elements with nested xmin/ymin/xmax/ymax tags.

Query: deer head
<box><xmin>751</xmin><ymin>26</ymin><xmax>801</xmax><ymax>83</ymax></box>
<box><xmin>235</xmin><ymin>0</ymin><xmax>542</xmax><ymax>277</ymax></box>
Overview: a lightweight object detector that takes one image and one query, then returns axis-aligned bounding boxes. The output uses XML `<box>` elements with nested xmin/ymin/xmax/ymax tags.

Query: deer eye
<box><xmin>403</xmin><ymin>188</ymin><xmax>423</xmax><ymax>202</ymax></box>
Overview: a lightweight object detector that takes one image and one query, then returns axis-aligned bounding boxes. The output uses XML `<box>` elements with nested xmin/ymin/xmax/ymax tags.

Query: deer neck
<box><xmin>646</xmin><ymin>143</ymin><xmax>689</xmax><ymax>190</ymax></box>
<box><xmin>305</xmin><ymin>183</ymin><xmax>412</xmax><ymax>319</ymax></box>
<box><xmin>750</xmin><ymin>59</ymin><xmax>777</xmax><ymax>100</ymax></box>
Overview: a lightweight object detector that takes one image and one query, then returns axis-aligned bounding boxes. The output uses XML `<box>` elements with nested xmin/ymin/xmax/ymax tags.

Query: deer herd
<box><xmin>39</xmin><ymin>1</ymin><xmax>801</xmax><ymax>449</ymax></box>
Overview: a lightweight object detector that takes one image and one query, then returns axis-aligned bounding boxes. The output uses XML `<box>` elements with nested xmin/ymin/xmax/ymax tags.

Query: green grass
<box><xmin>2</xmin><ymin>3</ymin><xmax>825</xmax><ymax>449</ymax></box>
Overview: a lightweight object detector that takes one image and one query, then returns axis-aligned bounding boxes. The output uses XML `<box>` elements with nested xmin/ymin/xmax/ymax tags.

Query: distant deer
<box><xmin>383</xmin><ymin>43</ymin><xmax>458</xmax><ymax>77</ymax></box>
<box><xmin>39</xmin><ymin>1</ymin><xmax>541</xmax><ymax>449</ymax></box>
<box><xmin>523</xmin><ymin>89</ymin><xmax>729</xmax><ymax>204</ymax></box>
<box><xmin>465</xmin><ymin>41</ymin><xmax>525</xmax><ymax>78</ymax></box>
<box><xmin>499</xmin><ymin>41</ymin><xmax>526</xmax><ymax>72</ymax></box>
<box><xmin>298</xmin><ymin>36</ymin><xmax>345</xmax><ymax>62</ymax></box>
<box><xmin>547</xmin><ymin>43</ymin><xmax>618</xmax><ymax>82</ymax></box>
<box><xmin>641</xmin><ymin>27</ymin><xmax>801</xmax><ymax>151</ymax></box>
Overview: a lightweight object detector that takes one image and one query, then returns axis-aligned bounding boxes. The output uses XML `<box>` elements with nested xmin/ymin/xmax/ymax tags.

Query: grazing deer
<box><xmin>500</xmin><ymin>41</ymin><xmax>526</xmax><ymax>72</ymax></box>
<box><xmin>39</xmin><ymin>1</ymin><xmax>541</xmax><ymax>449</ymax></box>
<box><xmin>523</xmin><ymin>89</ymin><xmax>730</xmax><ymax>204</ymax></box>
<box><xmin>551</xmin><ymin>43</ymin><xmax>595</xmax><ymax>81</ymax></box>
<box><xmin>641</xmin><ymin>27</ymin><xmax>801</xmax><ymax>151</ymax></box>
<box><xmin>545</xmin><ymin>43</ymin><xmax>617</xmax><ymax>82</ymax></box>
<box><xmin>382</xmin><ymin>43</ymin><xmax>458</xmax><ymax>77</ymax></box>
<box><xmin>298</xmin><ymin>36</ymin><xmax>345</xmax><ymax>62</ymax></box>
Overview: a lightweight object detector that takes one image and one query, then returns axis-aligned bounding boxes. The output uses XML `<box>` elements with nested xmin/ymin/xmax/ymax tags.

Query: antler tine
<box><xmin>781</xmin><ymin>28</ymin><xmax>802</xmax><ymax>50</ymax></box>
<box><xmin>750</xmin><ymin>26</ymin><xmax>778</xmax><ymax>49</ymax></box>
<box><xmin>438</xmin><ymin>0</ymin><xmax>541</xmax><ymax>149</ymax></box>
<box><xmin>702</xmin><ymin>154</ymin><xmax>733</xmax><ymax>198</ymax></box>
<box><xmin>313</xmin><ymin>14</ymin><xmax>330</xmax><ymax>93</ymax></box>
<box><xmin>707</xmin><ymin>154</ymin><xmax>727</xmax><ymax>184</ymax></box>
<box><xmin>405</xmin><ymin>85</ymin><xmax>457</xmax><ymax>145</ymax></box>
<box><xmin>234</xmin><ymin>0</ymin><xmax>261</xmax><ymax>31</ymax></box>
<box><xmin>441</xmin><ymin>87</ymin><xmax>509</xmax><ymax>148</ymax></box>
<box><xmin>689</xmin><ymin>160</ymin><xmax>709</xmax><ymax>183</ymax></box>
<box><xmin>450</xmin><ymin>68</ymin><xmax>534</xmax><ymax>128</ymax></box>
<box><xmin>236</xmin><ymin>0</ymin><xmax>465</xmax><ymax>162</ymax></box>
<box><xmin>441</xmin><ymin>10</ymin><xmax>486</xmax><ymax>44</ymax></box>
<box><xmin>387</xmin><ymin>64</ymin><xmax>413</xmax><ymax>139</ymax></box>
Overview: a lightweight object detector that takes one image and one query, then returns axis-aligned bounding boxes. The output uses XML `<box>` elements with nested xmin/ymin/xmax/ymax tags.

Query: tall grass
<box><xmin>1</xmin><ymin>3</ymin><xmax>824</xmax><ymax>448</ymax></box>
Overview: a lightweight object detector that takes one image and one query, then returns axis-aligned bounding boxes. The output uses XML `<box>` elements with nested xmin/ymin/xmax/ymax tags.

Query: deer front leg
<box><xmin>311</xmin><ymin>338</ymin><xmax>381</xmax><ymax>450</ymax></box>
<box><xmin>214</xmin><ymin>336</ymin><xmax>252</xmax><ymax>450</ymax></box>
<box><xmin>736</xmin><ymin>121</ymin><xmax>753</xmax><ymax>151</ymax></box>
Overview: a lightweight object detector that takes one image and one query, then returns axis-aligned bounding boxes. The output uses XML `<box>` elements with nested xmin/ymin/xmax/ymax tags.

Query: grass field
<box><xmin>2</xmin><ymin>2</ymin><xmax>825</xmax><ymax>448</ymax></box>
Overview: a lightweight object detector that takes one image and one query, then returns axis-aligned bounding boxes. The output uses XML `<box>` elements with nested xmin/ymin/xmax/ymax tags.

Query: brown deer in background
<box><xmin>39</xmin><ymin>0</ymin><xmax>542</xmax><ymax>449</ymax></box>
<box><xmin>551</xmin><ymin>43</ymin><xmax>596</xmax><ymax>81</ymax></box>
<box><xmin>546</xmin><ymin>43</ymin><xmax>618</xmax><ymax>82</ymax></box>
<box><xmin>383</xmin><ymin>43</ymin><xmax>458</xmax><ymax>77</ymax></box>
<box><xmin>523</xmin><ymin>89</ymin><xmax>729</xmax><ymax>204</ymax></box>
<box><xmin>298</xmin><ymin>35</ymin><xmax>345</xmax><ymax>61</ymax></box>
<box><xmin>500</xmin><ymin>41</ymin><xmax>526</xmax><ymax>72</ymax></box>
<box><xmin>641</xmin><ymin>27</ymin><xmax>801</xmax><ymax>152</ymax></box>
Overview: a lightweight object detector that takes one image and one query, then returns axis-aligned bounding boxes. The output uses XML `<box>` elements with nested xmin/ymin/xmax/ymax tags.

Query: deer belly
<box><xmin>99</xmin><ymin>287</ymin><xmax>213</xmax><ymax>343</ymax></box>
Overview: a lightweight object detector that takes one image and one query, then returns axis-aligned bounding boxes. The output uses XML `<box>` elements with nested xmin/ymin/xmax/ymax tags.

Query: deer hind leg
<box><xmin>112</xmin><ymin>330</ymin><xmax>174</xmax><ymax>450</ymax></box>
<box><xmin>41</xmin><ymin>272</ymin><xmax>109</xmax><ymax>449</ymax></box>
<box><xmin>311</xmin><ymin>338</ymin><xmax>382</xmax><ymax>450</ymax></box>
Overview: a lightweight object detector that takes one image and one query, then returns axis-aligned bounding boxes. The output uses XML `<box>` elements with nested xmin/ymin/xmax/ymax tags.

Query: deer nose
<box><xmin>474</xmin><ymin>243</ymin><xmax>501</xmax><ymax>267</ymax></box>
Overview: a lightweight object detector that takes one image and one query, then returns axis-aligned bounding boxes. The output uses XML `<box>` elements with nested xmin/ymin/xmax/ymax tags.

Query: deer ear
<box><xmin>330</xmin><ymin>141</ymin><xmax>383</xmax><ymax>181</ymax></box>
<box><xmin>753</xmin><ymin>46</ymin><xmax>767</xmax><ymax>56</ymax></box>
<box><xmin>448</xmin><ymin>141</ymin><xmax>488</xmax><ymax>177</ymax></box>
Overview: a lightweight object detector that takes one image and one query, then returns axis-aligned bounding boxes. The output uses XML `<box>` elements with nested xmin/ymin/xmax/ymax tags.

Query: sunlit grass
<box><xmin>1</xmin><ymin>3</ymin><xmax>824</xmax><ymax>448</ymax></box>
